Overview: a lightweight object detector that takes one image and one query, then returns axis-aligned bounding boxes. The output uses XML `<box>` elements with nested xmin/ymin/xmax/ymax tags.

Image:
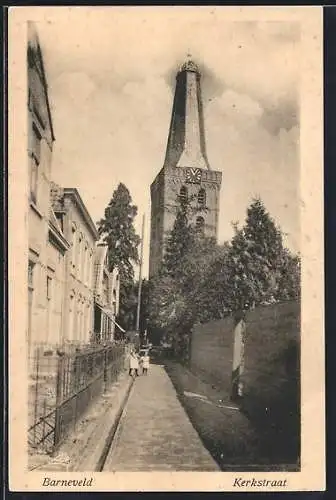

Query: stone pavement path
<box><xmin>103</xmin><ymin>364</ymin><xmax>219</xmax><ymax>471</ymax></box>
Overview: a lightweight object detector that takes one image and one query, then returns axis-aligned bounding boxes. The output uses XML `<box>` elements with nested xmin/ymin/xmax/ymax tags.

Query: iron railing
<box><xmin>28</xmin><ymin>342</ymin><xmax>128</xmax><ymax>454</ymax></box>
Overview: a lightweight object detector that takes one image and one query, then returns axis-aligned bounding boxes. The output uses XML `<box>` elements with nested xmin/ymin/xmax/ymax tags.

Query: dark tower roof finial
<box><xmin>180</xmin><ymin>57</ymin><xmax>200</xmax><ymax>74</ymax></box>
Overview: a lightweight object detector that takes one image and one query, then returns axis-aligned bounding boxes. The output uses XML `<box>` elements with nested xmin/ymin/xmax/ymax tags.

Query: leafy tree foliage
<box><xmin>115</xmin><ymin>278</ymin><xmax>150</xmax><ymax>336</ymax></box>
<box><xmin>226</xmin><ymin>198</ymin><xmax>300</xmax><ymax>311</ymax></box>
<box><xmin>193</xmin><ymin>242</ymin><xmax>232</xmax><ymax>322</ymax></box>
<box><xmin>147</xmin><ymin>195</ymin><xmax>301</xmax><ymax>355</ymax></box>
<box><xmin>97</xmin><ymin>183</ymin><xmax>140</xmax><ymax>283</ymax></box>
<box><xmin>162</xmin><ymin>193</ymin><xmax>196</xmax><ymax>279</ymax></box>
<box><xmin>274</xmin><ymin>249</ymin><xmax>301</xmax><ymax>302</ymax></box>
<box><xmin>147</xmin><ymin>193</ymin><xmax>213</xmax><ymax>349</ymax></box>
<box><xmin>97</xmin><ymin>183</ymin><xmax>140</xmax><ymax>331</ymax></box>
<box><xmin>115</xmin><ymin>281</ymin><xmax>138</xmax><ymax>333</ymax></box>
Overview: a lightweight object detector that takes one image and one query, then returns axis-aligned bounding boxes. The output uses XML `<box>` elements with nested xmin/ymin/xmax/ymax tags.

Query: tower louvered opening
<box><xmin>179</xmin><ymin>185</ymin><xmax>188</xmax><ymax>204</ymax></box>
<box><xmin>198</xmin><ymin>188</ymin><xmax>206</xmax><ymax>207</ymax></box>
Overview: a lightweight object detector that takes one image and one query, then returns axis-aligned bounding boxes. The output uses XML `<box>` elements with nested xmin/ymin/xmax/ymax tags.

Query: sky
<box><xmin>33</xmin><ymin>7</ymin><xmax>300</xmax><ymax>278</ymax></box>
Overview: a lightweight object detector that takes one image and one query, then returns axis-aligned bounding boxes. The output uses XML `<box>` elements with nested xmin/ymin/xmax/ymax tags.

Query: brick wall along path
<box><xmin>103</xmin><ymin>364</ymin><xmax>219</xmax><ymax>471</ymax></box>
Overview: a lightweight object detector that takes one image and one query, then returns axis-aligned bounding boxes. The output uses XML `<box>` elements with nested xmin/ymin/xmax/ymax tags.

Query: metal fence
<box><xmin>28</xmin><ymin>342</ymin><xmax>128</xmax><ymax>454</ymax></box>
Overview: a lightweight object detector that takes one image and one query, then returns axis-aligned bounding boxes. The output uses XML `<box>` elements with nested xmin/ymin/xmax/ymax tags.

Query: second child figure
<box><xmin>141</xmin><ymin>351</ymin><xmax>150</xmax><ymax>375</ymax></box>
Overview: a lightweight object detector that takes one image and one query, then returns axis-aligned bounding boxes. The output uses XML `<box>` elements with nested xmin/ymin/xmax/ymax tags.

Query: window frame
<box><xmin>29</xmin><ymin>123</ymin><xmax>42</xmax><ymax>204</ymax></box>
<box><xmin>31</xmin><ymin>122</ymin><xmax>41</xmax><ymax>164</ymax></box>
<box><xmin>71</xmin><ymin>225</ymin><xmax>77</xmax><ymax>271</ymax></box>
<box><xmin>46</xmin><ymin>275</ymin><xmax>53</xmax><ymax>301</ymax></box>
<box><xmin>28</xmin><ymin>260</ymin><xmax>36</xmax><ymax>348</ymax></box>
<box><xmin>30</xmin><ymin>158</ymin><xmax>38</xmax><ymax>205</ymax></box>
<box><xmin>198</xmin><ymin>188</ymin><xmax>206</xmax><ymax>207</ymax></box>
<box><xmin>179</xmin><ymin>185</ymin><xmax>188</xmax><ymax>204</ymax></box>
<box><xmin>28</xmin><ymin>260</ymin><xmax>35</xmax><ymax>290</ymax></box>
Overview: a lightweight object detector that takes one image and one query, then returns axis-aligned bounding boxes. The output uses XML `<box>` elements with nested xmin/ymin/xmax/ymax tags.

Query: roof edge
<box><xmin>63</xmin><ymin>188</ymin><xmax>99</xmax><ymax>240</ymax></box>
<box><xmin>27</xmin><ymin>21</ymin><xmax>56</xmax><ymax>142</ymax></box>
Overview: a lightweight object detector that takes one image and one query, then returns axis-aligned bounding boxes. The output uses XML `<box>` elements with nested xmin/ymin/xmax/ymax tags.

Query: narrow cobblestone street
<box><xmin>103</xmin><ymin>364</ymin><xmax>219</xmax><ymax>471</ymax></box>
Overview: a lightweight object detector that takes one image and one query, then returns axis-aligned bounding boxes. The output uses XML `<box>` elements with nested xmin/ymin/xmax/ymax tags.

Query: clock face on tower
<box><xmin>185</xmin><ymin>168</ymin><xmax>202</xmax><ymax>184</ymax></box>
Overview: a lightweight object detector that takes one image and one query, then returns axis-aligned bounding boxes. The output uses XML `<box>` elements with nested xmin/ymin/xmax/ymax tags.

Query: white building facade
<box><xmin>27</xmin><ymin>22</ymin><xmax>70</xmax><ymax>355</ymax></box>
<box><xmin>93</xmin><ymin>243</ymin><xmax>121</xmax><ymax>343</ymax></box>
<box><xmin>51</xmin><ymin>184</ymin><xmax>99</xmax><ymax>345</ymax></box>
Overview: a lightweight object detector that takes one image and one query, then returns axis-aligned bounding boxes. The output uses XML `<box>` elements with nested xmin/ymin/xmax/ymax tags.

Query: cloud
<box><xmin>213</xmin><ymin>89</ymin><xmax>263</xmax><ymax>125</ymax></box>
<box><xmin>261</xmin><ymin>98</ymin><xmax>299</xmax><ymax>135</ymax></box>
<box><xmin>205</xmin><ymin>87</ymin><xmax>299</xmax><ymax>252</ymax></box>
<box><xmin>52</xmin><ymin>72</ymin><xmax>96</xmax><ymax>103</ymax></box>
<box><xmin>255</xmin><ymin>21</ymin><xmax>300</xmax><ymax>43</ymax></box>
<box><xmin>37</xmin><ymin>12</ymin><xmax>300</xmax><ymax>104</ymax></box>
<box><xmin>33</xmin><ymin>9</ymin><xmax>301</xmax><ymax>275</ymax></box>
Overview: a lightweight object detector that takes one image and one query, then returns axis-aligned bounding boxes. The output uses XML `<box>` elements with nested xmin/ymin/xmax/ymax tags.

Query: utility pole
<box><xmin>136</xmin><ymin>213</ymin><xmax>145</xmax><ymax>333</ymax></box>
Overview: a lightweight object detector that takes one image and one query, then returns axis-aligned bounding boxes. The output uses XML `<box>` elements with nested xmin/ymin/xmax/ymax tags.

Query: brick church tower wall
<box><xmin>149</xmin><ymin>60</ymin><xmax>222</xmax><ymax>277</ymax></box>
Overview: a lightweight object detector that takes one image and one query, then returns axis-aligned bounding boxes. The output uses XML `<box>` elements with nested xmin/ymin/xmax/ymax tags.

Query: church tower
<box><xmin>149</xmin><ymin>60</ymin><xmax>222</xmax><ymax>277</ymax></box>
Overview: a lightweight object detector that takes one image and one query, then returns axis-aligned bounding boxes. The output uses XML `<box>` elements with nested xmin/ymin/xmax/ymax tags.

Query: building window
<box><xmin>28</xmin><ymin>261</ymin><xmax>35</xmax><ymax>348</ymax></box>
<box><xmin>196</xmin><ymin>216</ymin><xmax>205</xmax><ymax>235</ymax></box>
<box><xmin>198</xmin><ymin>188</ymin><xmax>206</xmax><ymax>207</ymax></box>
<box><xmin>30</xmin><ymin>124</ymin><xmax>41</xmax><ymax>204</ymax></box>
<box><xmin>94</xmin><ymin>304</ymin><xmax>101</xmax><ymax>339</ymax></box>
<box><xmin>86</xmin><ymin>251</ymin><xmax>90</xmax><ymax>287</ymax></box>
<box><xmin>30</xmin><ymin>159</ymin><xmax>38</xmax><ymax>205</ymax></box>
<box><xmin>32</xmin><ymin>123</ymin><xmax>41</xmax><ymax>163</ymax></box>
<box><xmin>78</xmin><ymin>234</ymin><xmax>83</xmax><ymax>280</ymax></box>
<box><xmin>179</xmin><ymin>185</ymin><xmax>188</xmax><ymax>204</ymax></box>
<box><xmin>78</xmin><ymin>300</ymin><xmax>83</xmax><ymax>344</ymax></box>
<box><xmin>55</xmin><ymin>212</ymin><xmax>64</xmax><ymax>231</ymax></box>
<box><xmin>69</xmin><ymin>294</ymin><xmax>75</xmax><ymax>342</ymax></box>
<box><xmin>84</xmin><ymin>303</ymin><xmax>89</xmax><ymax>343</ymax></box>
<box><xmin>84</xmin><ymin>244</ymin><xmax>88</xmax><ymax>285</ymax></box>
<box><xmin>76</xmin><ymin>299</ymin><xmax>81</xmax><ymax>343</ymax></box>
<box><xmin>46</xmin><ymin>276</ymin><xmax>53</xmax><ymax>344</ymax></box>
<box><xmin>28</xmin><ymin>261</ymin><xmax>35</xmax><ymax>289</ymax></box>
<box><xmin>47</xmin><ymin>276</ymin><xmax>52</xmax><ymax>300</ymax></box>
<box><xmin>88</xmin><ymin>251</ymin><xmax>93</xmax><ymax>288</ymax></box>
<box><xmin>71</xmin><ymin>226</ymin><xmax>76</xmax><ymax>270</ymax></box>
<box><xmin>112</xmin><ymin>290</ymin><xmax>116</xmax><ymax>315</ymax></box>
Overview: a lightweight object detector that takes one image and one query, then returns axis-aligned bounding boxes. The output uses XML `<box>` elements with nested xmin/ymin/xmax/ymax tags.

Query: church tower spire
<box><xmin>164</xmin><ymin>59</ymin><xmax>210</xmax><ymax>170</ymax></box>
<box><xmin>149</xmin><ymin>59</ymin><xmax>222</xmax><ymax>278</ymax></box>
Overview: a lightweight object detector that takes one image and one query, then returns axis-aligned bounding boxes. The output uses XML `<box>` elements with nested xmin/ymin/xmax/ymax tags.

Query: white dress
<box><xmin>129</xmin><ymin>354</ymin><xmax>139</xmax><ymax>370</ymax></box>
<box><xmin>142</xmin><ymin>356</ymin><xmax>150</xmax><ymax>369</ymax></box>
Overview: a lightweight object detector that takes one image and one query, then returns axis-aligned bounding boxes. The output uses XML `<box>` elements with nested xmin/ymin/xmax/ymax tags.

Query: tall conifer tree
<box><xmin>97</xmin><ymin>183</ymin><xmax>140</xmax><ymax>331</ymax></box>
<box><xmin>97</xmin><ymin>183</ymin><xmax>140</xmax><ymax>283</ymax></box>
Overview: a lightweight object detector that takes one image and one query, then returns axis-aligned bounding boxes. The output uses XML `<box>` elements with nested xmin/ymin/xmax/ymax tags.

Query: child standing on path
<box><xmin>142</xmin><ymin>351</ymin><xmax>150</xmax><ymax>375</ymax></box>
<box><xmin>129</xmin><ymin>350</ymin><xmax>139</xmax><ymax>378</ymax></box>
